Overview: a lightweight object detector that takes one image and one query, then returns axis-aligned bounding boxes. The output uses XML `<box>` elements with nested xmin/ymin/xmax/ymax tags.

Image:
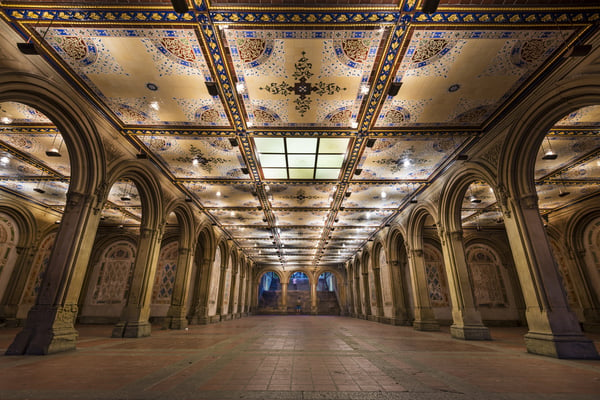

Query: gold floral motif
<box><xmin>161</xmin><ymin>38</ymin><xmax>196</xmax><ymax>62</ymax></box>
<box><xmin>411</xmin><ymin>39</ymin><xmax>448</xmax><ymax>63</ymax></box>
<box><xmin>59</xmin><ymin>37</ymin><xmax>88</xmax><ymax>61</ymax></box>
<box><xmin>237</xmin><ymin>38</ymin><xmax>266</xmax><ymax>63</ymax></box>
<box><xmin>341</xmin><ymin>39</ymin><xmax>370</xmax><ymax>63</ymax></box>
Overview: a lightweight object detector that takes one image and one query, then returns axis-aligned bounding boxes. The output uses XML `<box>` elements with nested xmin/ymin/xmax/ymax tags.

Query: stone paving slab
<box><xmin>0</xmin><ymin>316</ymin><xmax>599</xmax><ymax>400</ymax></box>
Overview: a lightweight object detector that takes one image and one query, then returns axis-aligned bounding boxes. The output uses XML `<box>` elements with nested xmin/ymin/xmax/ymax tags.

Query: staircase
<box><xmin>317</xmin><ymin>291</ymin><xmax>340</xmax><ymax>315</ymax></box>
<box><xmin>257</xmin><ymin>290</ymin><xmax>280</xmax><ymax>313</ymax></box>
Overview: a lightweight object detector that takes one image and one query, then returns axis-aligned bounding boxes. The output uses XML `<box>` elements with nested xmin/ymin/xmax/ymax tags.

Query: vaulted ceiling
<box><xmin>0</xmin><ymin>1</ymin><xmax>599</xmax><ymax>268</ymax></box>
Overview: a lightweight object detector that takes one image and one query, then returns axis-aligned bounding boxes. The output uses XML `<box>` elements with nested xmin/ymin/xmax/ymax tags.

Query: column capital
<box><xmin>447</xmin><ymin>230</ymin><xmax>463</xmax><ymax>241</ymax></box>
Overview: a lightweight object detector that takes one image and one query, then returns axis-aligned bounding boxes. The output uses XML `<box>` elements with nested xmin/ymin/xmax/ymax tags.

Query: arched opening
<box><xmin>316</xmin><ymin>271</ymin><xmax>340</xmax><ymax>315</ymax></box>
<box><xmin>288</xmin><ymin>271</ymin><xmax>310</xmax><ymax>314</ymax></box>
<box><xmin>257</xmin><ymin>271</ymin><xmax>281</xmax><ymax>313</ymax></box>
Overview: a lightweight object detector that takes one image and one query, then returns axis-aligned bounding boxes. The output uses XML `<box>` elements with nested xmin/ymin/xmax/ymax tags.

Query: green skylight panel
<box><xmin>319</xmin><ymin>138</ymin><xmax>349</xmax><ymax>153</ymax></box>
<box><xmin>255</xmin><ymin>137</ymin><xmax>285</xmax><ymax>153</ymax></box>
<box><xmin>254</xmin><ymin>137</ymin><xmax>350</xmax><ymax>180</ymax></box>
<box><xmin>259</xmin><ymin>154</ymin><xmax>287</xmax><ymax>168</ymax></box>
<box><xmin>317</xmin><ymin>154</ymin><xmax>345</xmax><ymax>168</ymax></box>
<box><xmin>287</xmin><ymin>137</ymin><xmax>317</xmax><ymax>153</ymax></box>
<box><xmin>289</xmin><ymin>169</ymin><xmax>314</xmax><ymax>179</ymax></box>
<box><xmin>263</xmin><ymin>168</ymin><xmax>288</xmax><ymax>179</ymax></box>
<box><xmin>288</xmin><ymin>154</ymin><xmax>315</xmax><ymax>168</ymax></box>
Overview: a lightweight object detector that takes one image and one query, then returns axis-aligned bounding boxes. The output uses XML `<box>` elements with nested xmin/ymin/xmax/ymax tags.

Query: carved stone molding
<box><xmin>481</xmin><ymin>141</ymin><xmax>503</xmax><ymax>168</ymax></box>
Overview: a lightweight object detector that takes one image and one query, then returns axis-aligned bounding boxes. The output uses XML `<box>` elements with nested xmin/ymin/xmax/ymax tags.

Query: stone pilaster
<box><xmin>112</xmin><ymin>226</ymin><xmax>163</xmax><ymax>338</ymax></box>
<box><xmin>441</xmin><ymin>229</ymin><xmax>490</xmax><ymax>340</ymax></box>
<box><xmin>503</xmin><ymin>194</ymin><xmax>598</xmax><ymax>358</ymax></box>
<box><xmin>189</xmin><ymin>258</ymin><xmax>213</xmax><ymax>325</ymax></box>
<box><xmin>164</xmin><ymin>246</ymin><xmax>194</xmax><ymax>330</ymax></box>
<box><xmin>7</xmin><ymin>191</ymin><xmax>101</xmax><ymax>354</ymax></box>
<box><xmin>407</xmin><ymin>248</ymin><xmax>439</xmax><ymax>331</ymax></box>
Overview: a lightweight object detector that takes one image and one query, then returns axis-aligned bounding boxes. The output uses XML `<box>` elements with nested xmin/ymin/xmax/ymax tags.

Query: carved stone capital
<box><xmin>66</xmin><ymin>191</ymin><xmax>92</xmax><ymax>209</ymax></box>
<box><xmin>448</xmin><ymin>230</ymin><xmax>463</xmax><ymax>241</ymax></box>
<box><xmin>412</xmin><ymin>249</ymin><xmax>423</xmax><ymax>258</ymax></box>
<box><xmin>520</xmin><ymin>193</ymin><xmax>539</xmax><ymax>210</ymax></box>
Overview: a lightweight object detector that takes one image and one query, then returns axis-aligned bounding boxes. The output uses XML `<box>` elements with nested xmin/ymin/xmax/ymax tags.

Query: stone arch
<box><xmin>500</xmin><ymin>80</ymin><xmax>600</xmax><ymax>199</ymax></box>
<box><xmin>371</xmin><ymin>240</ymin><xmax>387</xmax><ymax>319</ymax></box>
<box><xmin>439</xmin><ymin>164</ymin><xmax>498</xmax><ymax>234</ymax></box>
<box><xmin>163</xmin><ymin>200</ymin><xmax>196</xmax><ymax>254</ymax></box>
<box><xmin>0</xmin><ymin>202</ymin><xmax>37</xmax><ymax>252</ymax></box>
<box><xmin>106</xmin><ymin>162</ymin><xmax>164</xmax><ymax>230</ymax></box>
<box><xmin>385</xmin><ymin>225</ymin><xmax>412</xmax><ymax>323</ymax></box>
<box><xmin>0</xmin><ymin>72</ymin><xmax>105</xmax><ymax>195</ymax></box>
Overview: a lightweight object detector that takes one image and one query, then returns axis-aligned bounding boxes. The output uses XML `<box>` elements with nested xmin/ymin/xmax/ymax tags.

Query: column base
<box><xmin>524</xmin><ymin>332</ymin><xmax>599</xmax><ymax>359</ymax></box>
<box><xmin>163</xmin><ymin>316</ymin><xmax>188</xmax><ymax>330</ymax></box>
<box><xmin>413</xmin><ymin>320</ymin><xmax>440</xmax><ymax>331</ymax></box>
<box><xmin>451</xmin><ymin>324</ymin><xmax>491</xmax><ymax>340</ymax></box>
<box><xmin>112</xmin><ymin>321</ymin><xmax>151</xmax><ymax>338</ymax></box>
<box><xmin>6</xmin><ymin>305</ymin><xmax>79</xmax><ymax>355</ymax></box>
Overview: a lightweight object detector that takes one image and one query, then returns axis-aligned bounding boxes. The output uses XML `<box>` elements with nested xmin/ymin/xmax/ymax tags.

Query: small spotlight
<box><xmin>350</xmin><ymin>121</ymin><xmax>359</xmax><ymax>129</ymax></box>
<box><xmin>366</xmin><ymin>139</ymin><xmax>376</xmax><ymax>148</ymax></box>
<box><xmin>558</xmin><ymin>191</ymin><xmax>570</xmax><ymax>197</ymax></box>
<box><xmin>387</xmin><ymin>82</ymin><xmax>402</xmax><ymax>97</ymax></box>
<box><xmin>205</xmin><ymin>81</ymin><xmax>219</xmax><ymax>96</ymax></box>
<box><xmin>185</xmin><ymin>197</ymin><xmax>193</xmax><ymax>202</ymax></box>
<box><xmin>45</xmin><ymin>148</ymin><xmax>61</xmax><ymax>157</ymax></box>
<box><xmin>17</xmin><ymin>42</ymin><xmax>38</xmax><ymax>55</ymax></box>
<box><xmin>170</xmin><ymin>0</ymin><xmax>189</xmax><ymax>14</ymax></box>
<box><xmin>410</xmin><ymin>198</ymin><xmax>418</xmax><ymax>204</ymax></box>
<box><xmin>457</xmin><ymin>154</ymin><xmax>469</xmax><ymax>161</ymax></box>
<box><xmin>0</xmin><ymin>117</ymin><xmax>13</xmax><ymax>124</ymax></box>
<box><xmin>565</xmin><ymin>44</ymin><xmax>592</xmax><ymax>58</ymax></box>
<box><xmin>229</xmin><ymin>137</ymin><xmax>239</xmax><ymax>147</ymax></box>
<box><xmin>345</xmin><ymin>192</ymin><xmax>351</xmax><ymax>198</ymax></box>
<box><xmin>241</xmin><ymin>167</ymin><xmax>249</xmax><ymax>175</ymax></box>
<box><xmin>354</xmin><ymin>168</ymin><xmax>362</xmax><ymax>175</ymax></box>
<box><xmin>136</xmin><ymin>153</ymin><xmax>148</xmax><ymax>159</ymax></box>
<box><xmin>542</xmin><ymin>151</ymin><xmax>558</xmax><ymax>160</ymax></box>
<box><xmin>33</xmin><ymin>187</ymin><xmax>45</xmax><ymax>194</ymax></box>
<box><xmin>469</xmin><ymin>196</ymin><xmax>481</xmax><ymax>204</ymax></box>
<box><xmin>421</xmin><ymin>0</ymin><xmax>440</xmax><ymax>14</ymax></box>
<box><xmin>54</xmin><ymin>220</ymin><xmax>61</xmax><ymax>225</ymax></box>
<box><xmin>120</xmin><ymin>195</ymin><xmax>131</xmax><ymax>202</ymax></box>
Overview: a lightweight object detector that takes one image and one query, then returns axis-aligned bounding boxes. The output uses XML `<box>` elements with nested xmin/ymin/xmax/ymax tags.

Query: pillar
<box><xmin>281</xmin><ymin>280</ymin><xmax>288</xmax><ymax>313</ymax></box>
<box><xmin>112</xmin><ymin>226</ymin><xmax>164</xmax><ymax>338</ymax></box>
<box><xmin>189</xmin><ymin>257</ymin><xmax>212</xmax><ymax>325</ymax></box>
<box><xmin>164</xmin><ymin>246</ymin><xmax>194</xmax><ymax>330</ymax></box>
<box><xmin>372</xmin><ymin>267</ymin><xmax>385</xmax><ymax>321</ymax></box>
<box><xmin>407</xmin><ymin>247</ymin><xmax>439</xmax><ymax>331</ymax></box>
<box><xmin>440</xmin><ymin>230</ymin><xmax>490</xmax><ymax>340</ymax></box>
<box><xmin>216</xmin><ymin>263</ymin><xmax>228</xmax><ymax>321</ymax></box>
<box><xmin>7</xmin><ymin>191</ymin><xmax>101</xmax><ymax>354</ymax></box>
<box><xmin>503</xmin><ymin>193</ymin><xmax>598</xmax><ymax>358</ymax></box>
<box><xmin>347</xmin><ymin>275</ymin><xmax>355</xmax><ymax>317</ymax></box>
<box><xmin>310</xmin><ymin>278</ymin><xmax>318</xmax><ymax>314</ymax></box>
<box><xmin>361</xmin><ymin>272</ymin><xmax>371</xmax><ymax>318</ymax></box>
<box><xmin>389</xmin><ymin>260</ymin><xmax>410</xmax><ymax>325</ymax></box>
<box><xmin>570</xmin><ymin>248</ymin><xmax>600</xmax><ymax>332</ymax></box>
<box><xmin>1</xmin><ymin>245</ymin><xmax>35</xmax><ymax>326</ymax></box>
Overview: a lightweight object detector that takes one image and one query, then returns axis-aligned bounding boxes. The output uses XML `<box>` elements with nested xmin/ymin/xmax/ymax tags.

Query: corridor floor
<box><xmin>1</xmin><ymin>316</ymin><xmax>599</xmax><ymax>400</ymax></box>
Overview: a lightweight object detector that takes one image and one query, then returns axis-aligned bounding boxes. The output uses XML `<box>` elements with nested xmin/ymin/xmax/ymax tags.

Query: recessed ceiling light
<box><xmin>146</xmin><ymin>82</ymin><xmax>158</xmax><ymax>91</ymax></box>
<box><xmin>216</xmin><ymin>191</ymin><xmax>221</xmax><ymax>197</ymax></box>
<box><xmin>150</xmin><ymin>101</ymin><xmax>160</xmax><ymax>111</ymax></box>
<box><xmin>350</xmin><ymin>121</ymin><xmax>358</xmax><ymax>129</ymax></box>
<box><xmin>1</xmin><ymin>117</ymin><xmax>13</xmax><ymax>124</ymax></box>
<box><xmin>381</xmin><ymin>191</ymin><xmax>387</xmax><ymax>199</ymax></box>
<box><xmin>0</xmin><ymin>156</ymin><xmax>9</xmax><ymax>165</ymax></box>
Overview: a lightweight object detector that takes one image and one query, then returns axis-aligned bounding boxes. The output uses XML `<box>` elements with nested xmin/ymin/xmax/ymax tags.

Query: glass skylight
<box><xmin>254</xmin><ymin>137</ymin><xmax>350</xmax><ymax>180</ymax></box>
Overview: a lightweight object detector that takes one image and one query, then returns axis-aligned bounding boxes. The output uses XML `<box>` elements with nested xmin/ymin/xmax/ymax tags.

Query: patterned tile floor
<box><xmin>1</xmin><ymin>316</ymin><xmax>599</xmax><ymax>399</ymax></box>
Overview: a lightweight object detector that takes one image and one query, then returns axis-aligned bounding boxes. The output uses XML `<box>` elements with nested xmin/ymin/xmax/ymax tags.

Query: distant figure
<box><xmin>293</xmin><ymin>277</ymin><xmax>297</xmax><ymax>290</ymax></box>
<box><xmin>296</xmin><ymin>297</ymin><xmax>302</xmax><ymax>314</ymax></box>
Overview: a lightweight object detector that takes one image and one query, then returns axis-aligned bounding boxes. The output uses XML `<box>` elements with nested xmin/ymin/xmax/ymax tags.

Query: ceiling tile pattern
<box><xmin>0</xmin><ymin>2</ymin><xmax>598</xmax><ymax>268</ymax></box>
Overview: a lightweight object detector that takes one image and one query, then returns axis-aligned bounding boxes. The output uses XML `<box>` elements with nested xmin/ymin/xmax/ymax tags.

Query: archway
<box><xmin>288</xmin><ymin>271</ymin><xmax>310</xmax><ymax>314</ymax></box>
<box><xmin>316</xmin><ymin>271</ymin><xmax>340</xmax><ymax>315</ymax></box>
<box><xmin>257</xmin><ymin>271</ymin><xmax>282</xmax><ymax>313</ymax></box>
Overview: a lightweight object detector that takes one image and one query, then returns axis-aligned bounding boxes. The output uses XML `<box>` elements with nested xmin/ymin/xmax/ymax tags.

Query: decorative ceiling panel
<box><xmin>336</xmin><ymin>209</ymin><xmax>395</xmax><ymax>227</ymax></box>
<box><xmin>377</xmin><ymin>29</ymin><xmax>570</xmax><ymax>128</ymax></box>
<box><xmin>345</xmin><ymin>183</ymin><xmax>416</xmax><ymax>209</ymax></box>
<box><xmin>536</xmin><ymin>183</ymin><xmax>600</xmax><ymax>209</ymax></box>
<box><xmin>225</xmin><ymin>29</ymin><xmax>383</xmax><ymax>128</ymax></box>
<box><xmin>1</xmin><ymin>180</ymin><xmax>68</xmax><ymax>206</ymax></box>
<box><xmin>140</xmin><ymin>136</ymin><xmax>246</xmax><ymax>179</ymax></box>
<box><xmin>534</xmin><ymin>135</ymin><xmax>600</xmax><ymax>180</ymax></box>
<box><xmin>41</xmin><ymin>28</ymin><xmax>229</xmax><ymax>127</ymax></box>
<box><xmin>276</xmin><ymin>210</ymin><xmax>328</xmax><ymax>227</ymax></box>
<box><xmin>356</xmin><ymin>137</ymin><xmax>463</xmax><ymax>180</ymax></box>
<box><xmin>211</xmin><ymin>208</ymin><xmax>265</xmax><ymax>226</ymax></box>
<box><xmin>0</xmin><ymin>102</ymin><xmax>51</xmax><ymax>123</ymax></box>
<box><xmin>269</xmin><ymin>184</ymin><xmax>335</xmax><ymax>208</ymax></box>
<box><xmin>183</xmin><ymin>182</ymin><xmax>259</xmax><ymax>207</ymax></box>
<box><xmin>0</xmin><ymin>131</ymin><xmax>70</xmax><ymax>176</ymax></box>
<box><xmin>555</xmin><ymin>105</ymin><xmax>600</xmax><ymax>126</ymax></box>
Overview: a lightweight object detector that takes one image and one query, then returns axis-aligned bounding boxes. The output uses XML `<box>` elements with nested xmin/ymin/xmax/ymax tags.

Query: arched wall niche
<box><xmin>0</xmin><ymin>72</ymin><xmax>105</xmax><ymax>195</ymax></box>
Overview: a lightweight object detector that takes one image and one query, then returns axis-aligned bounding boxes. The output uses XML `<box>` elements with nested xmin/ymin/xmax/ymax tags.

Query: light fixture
<box><xmin>17</xmin><ymin>42</ymin><xmax>38</xmax><ymax>55</ymax></box>
<box><xmin>403</xmin><ymin>159</ymin><xmax>411</xmax><ymax>167</ymax></box>
<box><xmin>45</xmin><ymin>133</ymin><xmax>63</xmax><ymax>157</ymax></box>
<box><xmin>216</xmin><ymin>191</ymin><xmax>221</xmax><ymax>197</ymax></box>
<box><xmin>170</xmin><ymin>0</ymin><xmax>189</xmax><ymax>14</ymax></box>
<box><xmin>354</xmin><ymin>168</ymin><xmax>362</xmax><ymax>175</ymax></box>
<box><xmin>469</xmin><ymin>196</ymin><xmax>481</xmax><ymax>204</ymax></box>
<box><xmin>192</xmin><ymin>158</ymin><xmax>199</xmax><ymax>165</ymax></box>
<box><xmin>388</xmin><ymin>82</ymin><xmax>402</xmax><ymax>97</ymax></box>
<box><xmin>0</xmin><ymin>156</ymin><xmax>9</xmax><ymax>165</ymax></box>
<box><xmin>185</xmin><ymin>197</ymin><xmax>193</xmax><ymax>202</ymax></box>
<box><xmin>350</xmin><ymin>120</ymin><xmax>358</xmax><ymax>129</ymax></box>
<box><xmin>236</xmin><ymin>81</ymin><xmax>245</xmax><ymax>92</ymax></box>
<box><xmin>205</xmin><ymin>81</ymin><xmax>219</xmax><ymax>96</ymax></box>
<box><xmin>421</xmin><ymin>0</ymin><xmax>440</xmax><ymax>14</ymax></box>
<box><xmin>229</xmin><ymin>137</ymin><xmax>239</xmax><ymax>147</ymax></box>
<box><xmin>360</xmin><ymin>85</ymin><xmax>369</xmax><ymax>95</ymax></box>
<box><xmin>120</xmin><ymin>194</ymin><xmax>131</xmax><ymax>202</ymax></box>
<box><xmin>542</xmin><ymin>137</ymin><xmax>558</xmax><ymax>160</ymax></box>
<box><xmin>149</xmin><ymin>101</ymin><xmax>160</xmax><ymax>111</ymax></box>
<box><xmin>565</xmin><ymin>44</ymin><xmax>592</xmax><ymax>58</ymax></box>
<box><xmin>366</xmin><ymin>139</ymin><xmax>376</xmax><ymax>148</ymax></box>
<box><xmin>33</xmin><ymin>187</ymin><xmax>45</xmax><ymax>194</ymax></box>
<box><xmin>380</xmin><ymin>191</ymin><xmax>387</xmax><ymax>199</ymax></box>
<box><xmin>457</xmin><ymin>154</ymin><xmax>469</xmax><ymax>161</ymax></box>
<box><xmin>241</xmin><ymin>167</ymin><xmax>249</xmax><ymax>175</ymax></box>
<box><xmin>1</xmin><ymin>117</ymin><xmax>13</xmax><ymax>124</ymax></box>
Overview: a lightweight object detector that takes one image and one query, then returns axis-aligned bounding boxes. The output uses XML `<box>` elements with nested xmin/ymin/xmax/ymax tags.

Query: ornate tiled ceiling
<box><xmin>0</xmin><ymin>1</ymin><xmax>599</xmax><ymax>268</ymax></box>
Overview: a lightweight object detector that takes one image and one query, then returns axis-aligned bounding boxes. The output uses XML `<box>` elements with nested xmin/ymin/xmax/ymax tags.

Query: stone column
<box><xmin>216</xmin><ymin>264</ymin><xmax>228</xmax><ymax>321</ymax></box>
<box><xmin>407</xmin><ymin>247</ymin><xmax>439</xmax><ymax>331</ymax></box>
<box><xmin>281</xmin><ymin>280</ymin><xmax>288</xmax><ymax>313</ymax></box>
<box><xmin>353</xmin><ymin>273</ymin><xmax>361</xmax><ymax>317</ymax></box>
<box><xmin>7</xmin><ymin>191</ymin><xmax>101</xmax><ymax>354</ymax></box>
<box><xmin>361</xmin><ymin>272</ymin><xmax>370</xmax><ymax>318</ymax></box>
<box><xmin>310</xmin><ymin>279</ymin><xmax>318</xmax><ymax>314</ymax></box>
<box><xmin>228</xmin><ymin>268</ymin><xmax>239</xmax><ymax>317</ymax></box>
<box><xmin>570</xmin><ymin>248</ymin><xmax>600</xmax><ymax>332</ymax></box>
<box><xmin>1</xmin><ymin>245</ymin><xmax>35</xmax><ymax>326</ymax></box>
<box><xmin>388</xmin><ymin>260</ymin><xmax>410</xmax><ymax>325</ymax></box>
<box><xmin>189</xmin><ymin>257</ymin><xmax>213</xmax><ymax>325</ymax></box>
<box><xmin>440</xmin><ymin>230</ymin><xmax>490</xmax><ymax>340</ymax></box>
<box><xmin>112</xmin><ymin>226</ymin><xmax>164</xmax><ymax>338</ymax></box>
<box><xmin>239</xmin><ymin>271</ymin><xmax>247</xmax><ymax>315</ymax></box>
<box><xmin>164</xmin><ymin>246</ymin><xmax>194</xmax><ymax>330</ymax></box>
<box><xmin>372</xmin><ymin>267</ymin><xmax>385</xmax><ymax>321</ymax></box>
<box><xmin>503</xmin><ymin>193</ymin><xmax>598</xmax><ymax>358</ymax></box>
<box><xmin>347</xmin><ymin>276</ymin><xmax>355</xmax><ymax>317</ymax></box>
